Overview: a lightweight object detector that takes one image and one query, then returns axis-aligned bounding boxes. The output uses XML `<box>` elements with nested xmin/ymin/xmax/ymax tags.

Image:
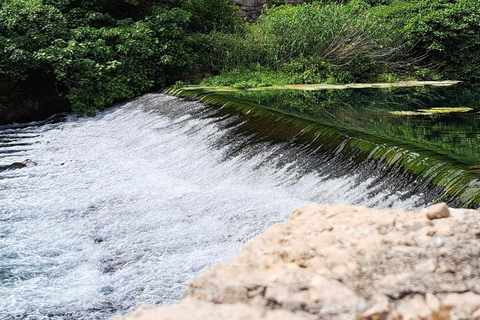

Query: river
<box><xmin>1</xmin><ymin>93</ymin><xmax>429</xmax><ymax>319</ymax></box>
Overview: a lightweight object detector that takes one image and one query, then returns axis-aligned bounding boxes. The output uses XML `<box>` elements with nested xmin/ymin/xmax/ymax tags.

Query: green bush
<box><xmin>199</xmin><ymin>1</ymin><xmax>415</xmax><ymax>85</ymax></box>
<box><xmin>372</xmin><ymin>0</ymin><xmax>480</xmax><ymax>82</ymax></box>
<box><xmin>0</xmin><ymin>0</ymin><xmax>241</xmax><ymax>115</ymax></box>
<box><xmin>408</xmin><ymin>0</ymin><xmax>480</xmax><ymax>82</ymax></box>
<box><xmin>203</xmin><ymin>0</ymin><xmax>480</xmax><ymax>85</ymax></box>
<box><xmin>182</xmin><ymin>0</ymin><xmax>242</xmax><ymax>33</ymax></box>
<box><xmin>202</xmin><ymin>66</ymin><xmax>300</xmax><ymax>88</ymax></box>
<box><xmin>43</xmin><ymin>7</ymin><xmax>192</xmax><ymax>115</ymax></box>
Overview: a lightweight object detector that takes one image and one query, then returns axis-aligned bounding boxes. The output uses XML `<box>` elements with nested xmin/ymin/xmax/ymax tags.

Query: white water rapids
<box><xmin>0</xmin><ymin>94</ymin><xmax>424</xmax><ymax>319</ymax></box>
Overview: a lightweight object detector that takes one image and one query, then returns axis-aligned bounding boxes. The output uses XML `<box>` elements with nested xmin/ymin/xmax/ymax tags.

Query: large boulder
<box><xmin>112</xmin><ymin>203</ymin><xmax>480</xmax><ymax>320</ymax></box>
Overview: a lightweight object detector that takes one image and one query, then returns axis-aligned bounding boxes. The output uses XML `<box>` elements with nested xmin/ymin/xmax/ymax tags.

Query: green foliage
<box><xmin>181</xmin><ymin>0</ymin><xmax>241</xmax><ymax>33</ymax></box>
<box><xmin>201</xmin><ymin>0</ymin><xmax>480</xmax><ymax>86</ymax></box>
<box><xmin>0</xmin><ymin>0</ymin><xmax>241</xmax><ymax>115</ymax></box>
<box><xmin>0</xmin><ymin>0</ymin><xmax>66</xmax><ymax>83</ymax></box>
<box><xmin>408</xmin><ymin>0</ymin><xmax>480</xmax><ymax>82</ymax></box>
<box><xmin>264</xmin><ymin>0</ymin><xmax>323</xmax><ymax>7</ymax></box>
<box><xmin>372</xmin><ymin>0</ymin><xmax>480</xmax><ymax>82</ymax></box>
<box><xmin>265</xmin><ymin>0</ymin><xmax>287</xmax><ymax>7</ymax></box>
<box><xmin>191</xmin><ymin>30</ymin><xmax>258</xmax><ymax>74</ymax></box>
<box><xmin>2</xmin><ymin>0</ymin><xmax>479</xmax><ymax>117</ymax></box>
<box><xmin>42</xmin><ymin>7</ymin><xmax>192</xmax><ymax>115</ymax></box>
<box><xmin>362</xmin><ymin>0</ymin><xmax>393</xmax><ymax>6</ymax></box>
<box><xmin>264</xmin><ymin>0</ymin><xmax>317</xmax><ymax>8</ymax></box>
<box><xmin>199</xmin><ymin>1</ymin><xmax>415</xmax><ymax>86</ymax></box>
<box><xmin>202</xmin><ymin>65</ymin><xmax>301</xmax><ymax>88</ymax></box>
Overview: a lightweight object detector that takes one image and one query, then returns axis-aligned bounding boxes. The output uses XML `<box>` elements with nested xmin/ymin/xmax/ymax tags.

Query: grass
<box><xmin>197</xmin><ymin>2</ymin><xmax>429</xmax><ymax>87</ymax></box>
<box><xmin>201</xmin><ymin>67</ymin><xmax>301</xmax><ymax>89</ymax></box>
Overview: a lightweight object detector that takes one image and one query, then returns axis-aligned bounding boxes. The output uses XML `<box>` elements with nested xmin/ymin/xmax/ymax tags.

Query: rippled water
<box><xmin>0</xmin><ymin>94</ymin><xmax>424</xmax><ymax>319</ymax></box>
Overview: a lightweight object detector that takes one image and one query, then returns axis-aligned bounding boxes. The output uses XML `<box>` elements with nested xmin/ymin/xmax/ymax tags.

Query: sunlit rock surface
<box><xmin>112</xmin><ymin>203</ymin><xmax>480</xmax><ymax>319</ymax></box>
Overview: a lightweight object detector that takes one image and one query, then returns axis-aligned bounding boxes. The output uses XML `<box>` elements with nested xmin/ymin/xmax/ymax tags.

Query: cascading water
<box><xmin>1</xmin><ymin>93</ymin><xmax>426</xmax><ymax>319</ymax></box>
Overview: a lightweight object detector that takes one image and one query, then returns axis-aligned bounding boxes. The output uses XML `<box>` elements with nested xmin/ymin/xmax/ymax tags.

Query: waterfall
<box><xmin>1</xmin><ymin>93</ymin><xmax>425</xmax><ymax>319</ymax></box>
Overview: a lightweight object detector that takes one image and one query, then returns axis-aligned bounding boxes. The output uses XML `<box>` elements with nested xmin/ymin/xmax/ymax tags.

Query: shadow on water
<box><xmin>166</xmin><ymin>84</ymin><xmax>480</xmax><ymax>208</ymax></box>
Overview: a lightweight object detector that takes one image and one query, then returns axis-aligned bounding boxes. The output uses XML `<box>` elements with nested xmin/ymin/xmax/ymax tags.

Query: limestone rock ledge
<box><xmin>112</xmin><ymin>203</ymin><xmax>480</xmax><ymax>320</ymax></box>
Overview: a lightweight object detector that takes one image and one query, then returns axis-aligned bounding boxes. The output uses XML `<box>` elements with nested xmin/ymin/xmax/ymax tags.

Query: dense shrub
<box><xmin>202</xmin><ymin>0</ymin><xmax>480</xmax><ymax>86</ymax></box>
<box><xmin>409</xmin><ymin>0</ymin><xmax>480</xmax><ymax>82</ymax></box>
<box><xmin>2</xmin><ymin>0</ymin><xmax>478</xmax><ymax>118</ymax></box>
<box><xmin>201</xmin><ymin>65</ymin><xmax>301</xmax><ymax>87</ymax></box>
<box><xmin>182</xmin><ymin>0</ymin><xmax>241</xmax><ymax>33</ymax></box>
<box><xmin>0</xmin><ymin>0</ymin><xmax>240</xmax><ymax>115</ymax></box>
<box><xmin>201</xmin><ymin>1</ymin><xmax>415</xmax><ymax>85</ymax></box>
<box><xmin>372</xmin><ymin>0</ymin><xmax>480</xmax><ymax>82</ymax></box>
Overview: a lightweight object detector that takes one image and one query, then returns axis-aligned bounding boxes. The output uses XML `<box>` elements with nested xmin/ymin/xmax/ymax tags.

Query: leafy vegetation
<box><xmin>200</xmin><ymin>1</ymin><xmax>416</xmax><ymax>87</ymax></box>
<box><xmin>0</xmin><ymin>0</ymin><xmax>239</xmax><ymax>115</ymax></box>
<box><xmin>201</xmin><ymin>65</ymin><xmax>301</xmax><ymax>88</ymax></box>
<box><xmin>371</xmin><ymin>0</ymin><xmax>480</xmax><ymax>82</ymax></box>
<box><xmin>1</xmin><ymin>0</ymin><xmax>479</xmax><ymax>116</ymax></box>
<box><xmin>200</xmin><ymin>0</ymin><xmax>480</xmax><ymax>88</ymax></box>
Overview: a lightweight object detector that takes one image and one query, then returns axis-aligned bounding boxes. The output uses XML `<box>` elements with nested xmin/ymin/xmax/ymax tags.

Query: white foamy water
<box><xmin>0</xmin><ymin>94</ymin><xmax>423</xmax><ymax>319</ymax></box>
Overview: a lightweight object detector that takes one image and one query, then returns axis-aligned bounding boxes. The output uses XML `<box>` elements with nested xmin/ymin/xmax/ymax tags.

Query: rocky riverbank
<box><xmin>112</xmin><ymin>203</ymin><xmax>480</xmax><ymax>320</ymax></box>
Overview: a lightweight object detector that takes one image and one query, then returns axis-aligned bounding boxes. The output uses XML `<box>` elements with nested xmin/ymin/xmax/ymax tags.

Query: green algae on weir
<box><xmin>390</xmin><ymin>107</ymin><xmax>474</xmax><ymax>116</ymax></box>
<box><xmin>174</xmin><ymin>80</ymin><xmax>461</xmax><ymax>92</ymax></box>
<box><xmin>164</xmin><ymin>83</ymin><xmax>480</xmax><ymax>208</ymax></box>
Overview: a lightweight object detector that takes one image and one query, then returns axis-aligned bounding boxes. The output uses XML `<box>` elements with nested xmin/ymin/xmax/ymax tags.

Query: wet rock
<box><xmin>101</xmin><ymin>286</ymin><xmax>114</xmax><ymax>295</ymax></box>
<box><xmin>0</xmin><ymin>159</ymin><xmax>36</xmax><ymax>172</ymax></box>
<box><xmin>112</xmin><ymin>204</ymin><xmax>480</xmax><ymax>320</ymax></box>
<box><xmin>9</xmin><ymin>162</ymin><xmax>27</xmax><ymax>169</ymax></box>
<box><xmin>94</xmin><ymin>237</ymin><xmax>105</xmax><ymax>244</ymax></box>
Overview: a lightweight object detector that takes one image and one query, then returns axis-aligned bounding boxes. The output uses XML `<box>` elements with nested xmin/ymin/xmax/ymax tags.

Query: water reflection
<box><xmin>227</xmin><ymin>85</ymin><xmax>480</xmax><ymax>166</ymax></box>
<box><xmin>168</xmin><ymin>84</ymin><xmax>480</xmax><ymax>207</ymax></box>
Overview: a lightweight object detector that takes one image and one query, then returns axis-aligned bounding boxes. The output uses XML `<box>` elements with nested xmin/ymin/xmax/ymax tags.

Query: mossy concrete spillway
<box><xmin>164</xmin><ymin>83</ymin><xmax>480</xmax><ymax>208</ymax></box>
